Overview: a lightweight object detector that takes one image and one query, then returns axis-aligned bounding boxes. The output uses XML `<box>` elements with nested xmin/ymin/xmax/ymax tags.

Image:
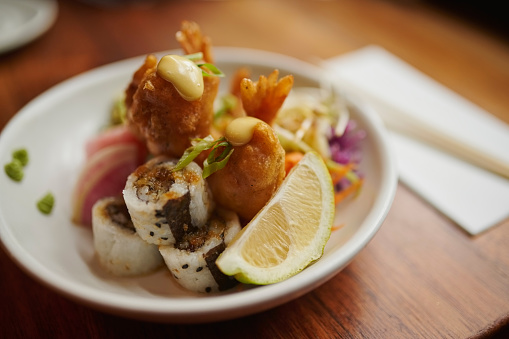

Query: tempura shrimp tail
<box><xmin>240</xmin><ymin>69</ymin><xmax>294</xmax><ymax>125</ymax></box>
<box><xmin>176</xmin><ymin>20</ymin><xmax>214</xmax><ymax>63</ymax></box>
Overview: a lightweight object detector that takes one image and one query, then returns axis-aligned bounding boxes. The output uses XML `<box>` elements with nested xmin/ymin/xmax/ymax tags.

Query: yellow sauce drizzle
<box><xmin>225</xmin><ymin>117</ymin><xmax>261</xmax><ymax>146</ymax></box>
<box><xmin>156</xmin><ymin>55</ymin><xmax>204</xmax><ymax>101</ymax></box>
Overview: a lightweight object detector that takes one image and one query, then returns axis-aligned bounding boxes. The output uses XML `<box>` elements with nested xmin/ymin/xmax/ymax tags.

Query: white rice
<box><xmin>92</xmin><ymin>197</ymin><xmax>164</xmax><ymax>276</ymax></box>
<box><xmin>159</xmin><ymin>208</ymin><xmax>242</xmax><ymax>293</ymax></box>
<box><xmin>123</xmin><ymin>157</ymin><xmax>213</xmax><ymax>246</ymax></box>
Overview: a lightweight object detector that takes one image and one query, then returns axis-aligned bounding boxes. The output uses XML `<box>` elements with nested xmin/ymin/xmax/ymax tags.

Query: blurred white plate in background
<box><xmin>0</xmin><ymin>0</ymin><xmax>58</xmax><ymax>53</ymax></box>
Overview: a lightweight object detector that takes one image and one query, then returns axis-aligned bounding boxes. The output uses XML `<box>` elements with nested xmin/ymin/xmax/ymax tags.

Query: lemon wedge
<box><xmin>216</xmin><ymin>151</ymin><xmax>335</xmax><ymax>285</ymax></box>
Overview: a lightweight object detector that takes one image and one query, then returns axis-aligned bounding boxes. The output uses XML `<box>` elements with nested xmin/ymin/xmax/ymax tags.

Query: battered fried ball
<box><xmin>240</xmin><ymin>69</ymin><xmax>294</xmax><ymax>125</ymax></box>
<box><xmin>127</xmin><ymin>68</ymin><xmax>220</xmax><ymax>158</ymax></box>
<box><xmin>207</xmin><ymin>119</ymin><xmax>286</xmax><ymax>222</ymax></box>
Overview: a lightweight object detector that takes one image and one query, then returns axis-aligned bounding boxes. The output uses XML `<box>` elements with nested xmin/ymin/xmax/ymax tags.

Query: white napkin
<box><xmin>325</xmin><ymin>45</ymin><xmax>509</xmax><ymax>235</ymax></box>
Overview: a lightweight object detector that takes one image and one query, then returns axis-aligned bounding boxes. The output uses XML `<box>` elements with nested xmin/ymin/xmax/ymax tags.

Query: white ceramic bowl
<box><xmin>0</xmin><ymin>48</ymin><xmax>397</xmax><ymax>323</ymax></box>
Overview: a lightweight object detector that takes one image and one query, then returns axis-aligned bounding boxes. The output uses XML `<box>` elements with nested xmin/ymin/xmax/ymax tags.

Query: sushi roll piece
<box><xmin>159</xmin><ymin>208</ymin><xmax>242</xmax><ymax>293</ymax></box>
<box><xmin>92</xmin><ymin>196</ymin><xmax>164</xmax><ymax>276</ymax></box>
<box><xmin>123</xmin><ymin>156</ymin><xmax>214</xmax><ymax>246</ymax></box>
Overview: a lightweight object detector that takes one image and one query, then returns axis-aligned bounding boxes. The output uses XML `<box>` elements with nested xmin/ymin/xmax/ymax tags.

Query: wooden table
<box><xmin>1</xmin><ymin>0</ymin><xmax>508</xmax><ymax>337</ymax></box>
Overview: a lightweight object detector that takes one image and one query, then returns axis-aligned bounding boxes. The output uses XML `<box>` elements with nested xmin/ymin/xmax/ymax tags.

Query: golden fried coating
<box><xmin>176</xmin><ymin>20</ymin><xmax>214</xmax><ymax>63</ymax></box>
<box><xmin>125</xmin><ymin>21</ymin><xmax>220</xmax><ymax>158</ymax></box>
<box><xmin>240</xmin><ymin>69</ymin><xmax>294</xmax><ymax>125</ymax></box>
<box><xmin>207</xmin><ymin>119</ymin><xmax>286</xmax><ymax>222</ymax></box>
<box><xmin>124</xmin><ymin>54</ymin><xmax>157</xmax><ymax>110</ymax></box>
<box><xmin>127</xmin><ymin>69</ymin><xmax>220</xmax><ymax>158</ymax></box>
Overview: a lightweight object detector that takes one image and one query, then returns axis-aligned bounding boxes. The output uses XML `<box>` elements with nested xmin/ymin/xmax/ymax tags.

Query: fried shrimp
<box><xmin>125</xmin><ymin>21</ymin><xmax>220</xmax><ymax>158</ymax></box>
<box><xmin>207</xmin><ymin>117</ymin><xmax>286</xmax><ymax>222</ymax></box>
<box><xmin>240</xmin><ymin>69</ymin><xmax>294</xmax><ymax>125</ymax></box>
<box><xmin>127</xmin><ymin>69</ymin><xmax>219</xmax><ymax>157</ymax></box>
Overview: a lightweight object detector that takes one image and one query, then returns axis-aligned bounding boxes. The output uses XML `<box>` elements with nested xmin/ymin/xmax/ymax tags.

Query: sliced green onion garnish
<box><xmin>172</xmin><ymin>136</ymin><xmax>234</xmax><ymax>178</ymax></box>
<box><xmin>184</xmin><ymin>52</ymin><xmax>204</xmax><ymax>61</ymax></box>
<box><xmin>183</xmin><ymin>52</ymin><xmax>225</xmax><ymax>77</ymax></box>
<box><xmin>207</xmin><ymin>140</ymin><xmax>231</xmax><ymax>161</ymax></box>
<box><xmin>37</xmin><ymin>192</ymin><xmax>55</xmax><ymax>215</ymax></box>
<box><xmin>13</xmin><ymin>149</ymin><xmax>29</xmax><ymax>167</ymax></box>
<box><xmin>4</xmin><ymin>148</ymin><xmax>29</xmax><ymax>182</ymax></box>
<box><xmin>198</xmin><ymin>63</ymin><xmax>225</xmax><ymax>77</ymax></box>
<box><xmin>172</xmin><ymin>135</ymin><xmax>216</xmax><ymax>172</ymax></box>
<box><xmin>203</xmin><ymin>140</ymin><xmax>234</xmax><ymax>178</ymax></box>
<box><xmin>4</xmin><ymin>159</ymin><xmax>24</xmax><ymax>182</ymax></box>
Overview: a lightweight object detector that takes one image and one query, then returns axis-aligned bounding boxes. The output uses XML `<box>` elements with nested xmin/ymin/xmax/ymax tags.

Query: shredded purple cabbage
<box><xmin>328</xmin><ymin>120</ymin><xmax>366</xmax><ymax>165</ymax></box>
<box><xmin>328</xmin><ymin>120</ymin><xmax>366</xmax><ymax>194</ymax></box>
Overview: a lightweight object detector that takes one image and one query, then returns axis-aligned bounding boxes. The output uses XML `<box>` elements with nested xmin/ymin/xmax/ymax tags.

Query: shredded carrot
<box><xmin>284</xmin><ymin>151</ymin><xmax>304</xmax><ymax>175</ymax></box>
<box><xmin>334</xmin><ymin>178</ymin><xmax>363</xmax><ymax>205</ymax></box>
<box><xmin>329</xmin><ymin>162</ymin><xmax>355</xmax><ymax>185</ymax></box>
<box><xmin>331</xmin><ymin>223</ymin><xmax>345</xmax><ymax>231</ymax></box>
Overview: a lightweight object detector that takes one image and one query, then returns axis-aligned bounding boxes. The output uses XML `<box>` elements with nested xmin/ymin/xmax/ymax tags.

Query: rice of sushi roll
<box><xmin>92</xmin><ymin>196</ymin><xmax>164</xmax><ymax>276</ymax></box>
<box><xmin>159</xmin><ymin>208</ymin><xmax>242</xmax><ymax>293</ymax></box>
<box><xmin>123</xmin><ymin>156</ymin><xmax>214</xmax><ymax>246</ymax></box>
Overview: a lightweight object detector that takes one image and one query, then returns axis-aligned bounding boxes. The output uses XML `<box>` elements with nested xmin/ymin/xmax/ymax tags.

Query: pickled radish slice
<box><xmin>72</xmin><ymin>127</ymin><xmax>147</xmax><ymax>227</ymax></box>
<box><xmin>85</xmin><ymin>125</ymin><xmax>146</xmax><ymax>163</ymax></box>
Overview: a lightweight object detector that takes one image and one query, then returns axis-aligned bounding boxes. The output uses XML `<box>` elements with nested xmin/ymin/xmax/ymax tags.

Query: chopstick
<box><xmin>343</xmin><ymin>82</ymin><xmax>509</xmax><ymax>180</ymax></box>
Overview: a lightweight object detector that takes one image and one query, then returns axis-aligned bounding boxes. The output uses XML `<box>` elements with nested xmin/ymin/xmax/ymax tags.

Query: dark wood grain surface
<box><xmin>1</xmin><ymin>0</ymin><xmax>508</xmax><ymax>338</ymax></box>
